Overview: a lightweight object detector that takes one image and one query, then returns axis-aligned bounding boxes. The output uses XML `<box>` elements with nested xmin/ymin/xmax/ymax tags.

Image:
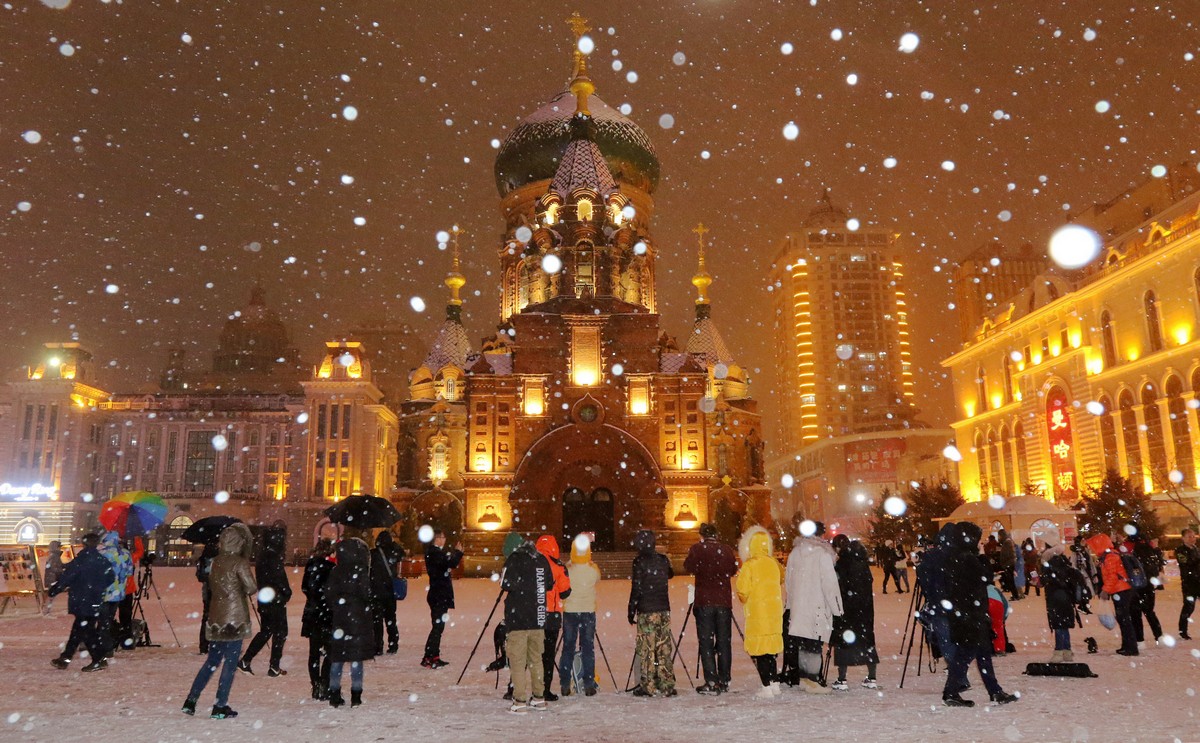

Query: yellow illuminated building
<box><xmin>943</xmin><ymin>166</ymin><xmax>1200</xmax><ymax>529</ymax></box>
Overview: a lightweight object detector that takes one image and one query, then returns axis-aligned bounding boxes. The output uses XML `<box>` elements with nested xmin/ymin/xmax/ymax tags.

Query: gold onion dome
<box><xmin>493</xmin><ymin>15</ymin><xmax>659</xmax><ymax>197</ymax></box>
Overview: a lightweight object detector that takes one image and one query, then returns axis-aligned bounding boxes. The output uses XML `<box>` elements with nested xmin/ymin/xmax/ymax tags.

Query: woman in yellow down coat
<box><xmin>736</xmin><ymin>525</ymin><xmax>783</xmax><ymax>698</ymax></box>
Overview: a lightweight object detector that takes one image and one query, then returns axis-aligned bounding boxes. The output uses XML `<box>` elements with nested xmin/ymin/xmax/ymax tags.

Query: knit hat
<box><xmin>570</xmin><ymin>533</ymin><xmax>592</xmax><ymax>564</ymax></box>
<box><xmin>502</xmin><ymin>532</ymin><xmax>524</xmax><ymax>558</ymax></box>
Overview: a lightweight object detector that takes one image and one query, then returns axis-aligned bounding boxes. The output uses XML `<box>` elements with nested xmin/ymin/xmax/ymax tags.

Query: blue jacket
<box><xmin>98</xmin><ymin>531</ymin><xmax>134</xmax><ymax>602</ymax></box>
<box><xmin>48</xmin><ymin>546</ymin><xmax>115</xmax><ymax>617</ymax></box>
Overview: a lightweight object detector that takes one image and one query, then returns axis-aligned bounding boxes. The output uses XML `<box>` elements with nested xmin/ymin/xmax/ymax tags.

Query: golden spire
<box><xmin>444</xmin><ymin>225</ymin><xmax>466</xmax><ymax>306</ymax></box>
<box><xmin>691</xmin><ymin>222</ymin><xmax>712</xmax><ymax>305</ymax></box>
<box><xmin>567</xmin><ymin>11</ymin><xmax>595</xmax><ymax>116</ymax></box>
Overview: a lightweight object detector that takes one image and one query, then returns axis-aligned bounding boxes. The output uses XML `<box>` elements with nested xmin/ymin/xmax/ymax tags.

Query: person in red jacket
<box><xmin>684</xmin><ymin>523</ymin><xmax>739</xmax><ymax>694</ymax></box>
<box><xmin>1085</xmin><ymin>533</ymin><xmax>1138</xmax><ymax>655</ymax></box>
<box><xmin>535</xmin><ymin>535</ymin><xmax>571</xmax><ymax>701</ymax></box>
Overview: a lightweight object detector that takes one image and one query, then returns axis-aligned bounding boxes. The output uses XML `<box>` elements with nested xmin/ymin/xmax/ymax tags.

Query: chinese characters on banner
<box><xmin>844</xmin><ymin>438</ymin><xmax>908</xmax><ymax>483</ymax></box>
<box><xmin>1046</xmin><ymin>388</ymin><xmax>1078</xmax><ymax>498</ymax></box>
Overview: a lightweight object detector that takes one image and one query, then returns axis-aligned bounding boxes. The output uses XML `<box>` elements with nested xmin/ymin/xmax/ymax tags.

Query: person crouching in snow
<box><xmin>501</xmin><ymin>535</ymin><xmax>553</xmax><ymax>713</ymax></box>
<box><xmin>830</xmin><ymin>535</ymin><xmax>880</xmax><ymax>691</ymax></box>
<box><xmin>785</xmin><ymin>520</ymin><xmax>842</xmax><ymax>694</ymax></box>
<box><xmin>183</xmin><ymin>523</ymin><xmax>257</xmax><ymax>719</ymax></box>
<box><xmin>736</xmin><ymin>525</ymin><xmax>784</xmax><ymax>698</ymax></box>
<box><xmin>628</xmin><ymin>529</ymin><xmax>676</xmax><ymax>697</ymax></box>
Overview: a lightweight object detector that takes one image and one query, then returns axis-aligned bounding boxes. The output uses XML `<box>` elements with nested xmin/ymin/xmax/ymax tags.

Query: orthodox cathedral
<box><xmin>396</xmin><ymin>15</ymin><xmax>772</xmax><ymax>569</ymax></box>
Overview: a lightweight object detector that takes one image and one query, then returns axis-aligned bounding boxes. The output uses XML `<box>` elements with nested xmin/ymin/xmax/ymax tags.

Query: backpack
<box><xmin>1069</xmin><ymin>566</ymin><xmax>1092</xmax><ymax>606</ymax></box>
<box><xmin>1119</xmin><ymin>553</ymin><xmax>1149</xmax><ymax>590</ymax></box>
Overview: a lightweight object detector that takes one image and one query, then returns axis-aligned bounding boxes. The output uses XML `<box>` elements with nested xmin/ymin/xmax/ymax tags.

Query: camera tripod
<box><xmin>131</xmin><ymin>562</ymin><xmax>181</xmax><ymax>648</ymax></box>
<box><xmin>898</xmin><ymin>583</ymin><xmax>938</xmax><ymax>688</ymax></box>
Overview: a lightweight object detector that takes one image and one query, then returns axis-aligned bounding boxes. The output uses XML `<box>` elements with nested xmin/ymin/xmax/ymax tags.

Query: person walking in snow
<box><xmin>502</xmin><ymin>535</ymin><xmax>553</xmax><ymax>713</ymax></box>
<box><xmin>830</xmin><ymin>536</ymin><xmax>879</xmax><ymax>691</ymax></box>
<box><xmin>43</xmin><ymin>540</ymin><xmax>66</xmax><ymax>593</ymax></box>
<box><xmin>48</xmin><ymin>532</ymin><xmax>114</xmax><ymax>672</ymax></box>
<box><xmin>325</xmin><ymin>536</ymin><xmax>373</xmax><ymax>708</ymax></box>
<box><xmin>736</xmin><ymin>525</ymin><xmax>783</xmax><ymax>699</ymax></box>
<box><xmin>97</xmin><ymin>530</ymin><xmax>133</xmax><ymax>658</ymax></box>
<box><xmin>685</xmin><ymin>522</ymin><xmax>739</xmax><ymax>694</ymax></box>
<box><xmin>239</xmin><ymin>526</ymin><xmax>291</xmax><ymax>677</ymax></box>
<box><xmin>301</xmin><ymin>539</ymin><xmax>335</xmax><ymax>700</ymax></box>
<box><xmin>1130</xmin><ymin>533</ymin><xmax>1164</xmax><ymax>645</ymax></box>
<box><xmin>629</xmin><ymin>529</ymin><xmax>676</xmax><ymax>697</ymax></box>
<box><xmin>560</xmin><ymin>534</ymin><xmax>600</xmax><ymax>697</ymax></box>
<box><xmin>1086</xmin><ymin>533</ymin><xmax>1139</xmax><ymax>656</ymax></box>
<box><xmin>370</xmin><ymin>530</ymin><xmax>405</xmax><ymax>656</ymax></box>
<box><xmin>942</xmin><ymin>522</ymin><xmax>1018</xmax><ymax>707</ymax></box>
<box><xmin>1177</xmin><ymin>528</ymin><xmax>1199</xmax><ymax>640</ymax></box>
<box><xmin>182</xmin><ymin>523</ymin><xmax>257</xmax><ymax>719</ymax></box>
<box><xmin>195</xmin><ymin>541</ymin><xmax>219</xmax><ymax>654</ymax></box>
<box><xmin>421</xmin><ymin>530</ymin><xmax>463</xmax><ymax>669</ymax></box>
<box><xmin>784</xmin><ymin>521</ymin><xmax>842</xmax><ymax>694</ymax></box>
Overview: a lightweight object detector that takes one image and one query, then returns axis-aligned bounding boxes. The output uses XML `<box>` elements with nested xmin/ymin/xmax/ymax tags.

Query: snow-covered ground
<box><xmin>1</xmin><ymin>567</ymin><xmax>1196</xmax><ymax>742</ymax></box>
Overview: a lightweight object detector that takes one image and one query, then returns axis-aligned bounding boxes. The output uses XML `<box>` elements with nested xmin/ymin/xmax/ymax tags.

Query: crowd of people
<box><xmin>38</xmin><ymin>518</ymin><xmax>1200</xmax><ymax>719</ymax></box>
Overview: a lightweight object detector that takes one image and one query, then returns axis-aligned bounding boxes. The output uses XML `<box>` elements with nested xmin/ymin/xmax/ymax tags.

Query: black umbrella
<box><xmin>180</xmin><ymin>515</ymin><xmax>243</xmax><ymax>544</ymax></box>
<box><xmin>324</xmin><ymin>494</ymin><xmax>401</xmax><ymax>529</ymax></box>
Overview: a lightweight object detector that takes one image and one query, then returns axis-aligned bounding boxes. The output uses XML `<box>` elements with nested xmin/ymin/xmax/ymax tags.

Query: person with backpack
<box><xmin>1084</xmin><ymin>533</ymin><xmax>1139</xmax><ymax>655</ymax></box>
<box><xmin>370</xmin><ymin>530</ymin><xmax>405</xmax><ymax>656</ymax></box>
<box><xmin>534</xmin><ymin>535</ymin><xmax>572</xmax><ymax>700</ymax></box>
<box><xmin>1130</xmin><ymin>533</ymin><xmax>1164</xmax><ymax>646</ymax></box>
<box><xmin>501</xmin><ymin>535</ymin><xmax>553</xmax><ymax>713</ymax></box>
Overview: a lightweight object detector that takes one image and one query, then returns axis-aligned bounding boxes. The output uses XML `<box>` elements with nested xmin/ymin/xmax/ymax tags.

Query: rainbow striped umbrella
<box><xmin>99</xmin><ymin>491</ymin><xmax>168</xmax><ymax>537</ymax></box>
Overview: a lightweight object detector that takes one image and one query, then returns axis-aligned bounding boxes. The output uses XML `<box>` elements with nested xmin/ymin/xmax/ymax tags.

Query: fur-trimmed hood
<box><xmin>739</xmin><ymin>524</ymin><xmax>773</xmax><ymax>562</ymax></box>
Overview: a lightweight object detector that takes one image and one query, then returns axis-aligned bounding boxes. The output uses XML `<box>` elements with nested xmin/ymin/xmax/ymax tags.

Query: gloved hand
<box><xmin>628</xmin><ymin>611</ymin><xmax>636</xmax><ymax>626</ymax></box>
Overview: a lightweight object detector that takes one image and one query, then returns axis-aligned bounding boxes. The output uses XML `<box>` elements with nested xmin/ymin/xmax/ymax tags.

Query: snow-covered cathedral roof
<box><xmin>421</xmin><ymin>317</ymin><xmax>474</xmax><ymax>373</ymax></box>
<box><xmin>685</xmin><ymin>316</ymin><xmax>736</xmax><ymax>366</ymax></box>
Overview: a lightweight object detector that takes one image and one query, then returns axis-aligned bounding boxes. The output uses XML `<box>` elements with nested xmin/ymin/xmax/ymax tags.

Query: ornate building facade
<box><xmin>0</xmin><ymin>290</ymin><xmax>398</xmax><ymax>558</ymax></box>
<box><xmin>397</xmin><ymin>17</ymin><xmax>770</xmax><ymax>570</ymax></box>
<box><xmin>943</xmin><ymin>164</ymin><xmax>1200</xmax><ymax>532</ymax></box>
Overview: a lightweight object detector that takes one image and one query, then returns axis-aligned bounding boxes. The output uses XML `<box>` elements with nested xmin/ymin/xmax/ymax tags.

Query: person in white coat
<box><xmin>785</xmin><ymin>521</ymin><xmax>844</xmax><ymax>694</ymax></box>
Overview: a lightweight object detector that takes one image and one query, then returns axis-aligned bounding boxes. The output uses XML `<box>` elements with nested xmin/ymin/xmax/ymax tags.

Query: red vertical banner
<box><xmin>1045</xmin><ymin>388</ymin><xmax>1078</xmax><ymax>499</ymax></box>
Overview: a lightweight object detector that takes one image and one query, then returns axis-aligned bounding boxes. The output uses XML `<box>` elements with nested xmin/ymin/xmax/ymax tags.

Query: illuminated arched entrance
<box><xmin>509</xmin><ymin>421</ymin><xmax>666</xmax><ymax>552</ymax></box>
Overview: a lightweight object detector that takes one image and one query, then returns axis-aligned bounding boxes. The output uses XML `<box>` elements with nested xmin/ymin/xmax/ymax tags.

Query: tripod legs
<box><xmin>456</xmin><ymin>589</ymin><xmax>505</xmax><ymax>685</ymax></box>
<box><xmin>594</xmin><ymin>629</ymin><xmax>619</xmax><ymax>692</ymax></box>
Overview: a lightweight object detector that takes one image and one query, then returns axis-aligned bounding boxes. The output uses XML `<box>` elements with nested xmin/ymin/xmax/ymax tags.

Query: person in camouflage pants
<box><xmin>635</xmin><ymin>611</ymin><xmax>676</xmax><ymax>695</ymax></box>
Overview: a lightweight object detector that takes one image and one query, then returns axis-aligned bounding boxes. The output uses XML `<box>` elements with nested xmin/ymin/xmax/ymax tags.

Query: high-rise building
<box><xmin>771</xmin><ymin>193</ymin><xmax>918</xmax><ymax>449</ymax></box>
<box><xmin>768</xmin><ymin>194</ymin><xmax>953</xmax><ymax>526</ymax></box>
<box><xmin>953</xmin><ymin>244</ymin><xmax>1048</xmax><ymax>345</ymax></box>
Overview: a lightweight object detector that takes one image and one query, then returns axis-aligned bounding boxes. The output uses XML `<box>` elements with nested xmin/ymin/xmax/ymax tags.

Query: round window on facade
<box><xmin>579</xmin><ymin>404</ymin><xmax>598</xmax><ymax>423</ymax></box>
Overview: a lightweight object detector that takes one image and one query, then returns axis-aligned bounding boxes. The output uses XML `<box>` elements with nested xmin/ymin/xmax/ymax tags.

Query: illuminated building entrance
<box><xmin>562</xmin><ymin>486</ymin><xmax>615</xmax><ymax>551</ymax></box>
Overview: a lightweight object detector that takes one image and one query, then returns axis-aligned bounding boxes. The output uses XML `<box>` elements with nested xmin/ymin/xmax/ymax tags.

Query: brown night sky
<box><xmin>2</xmin><ymin>0</ymin><xmax>1197</xmax><ymax>450</ymax></box>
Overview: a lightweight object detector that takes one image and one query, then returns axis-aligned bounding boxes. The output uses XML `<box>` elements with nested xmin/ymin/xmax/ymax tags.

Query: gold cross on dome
<box><xmin>693</xmin><ymin>223</ymin><xmax>709</xmax><ymax>263</ymax></box>
<box><xmin>567</xmin><ymin>11</ymin><xmax>591</xmax><ymax>40</ymax></box>
<box><xmin>450</xmin><ymin>225</ymin><xmax>465</xmax><ymax>270</ymax></box>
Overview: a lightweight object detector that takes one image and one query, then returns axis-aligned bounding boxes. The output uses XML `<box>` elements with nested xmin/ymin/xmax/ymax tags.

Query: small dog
<box><xmin>1085</xmin><ymin>637</ymin><xmax>1099</xmax><ymax>654</ymax></box>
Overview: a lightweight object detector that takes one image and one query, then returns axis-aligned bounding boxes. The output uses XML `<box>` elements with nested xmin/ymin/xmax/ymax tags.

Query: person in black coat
<box><xmin>501</xmin><ymin>537</ymin><xmax>553</xmax><ymax>710</ymax></box>
<box><xmin>326</xmin><ymin>537</ymin><xmax>373</xmax><ymax>707</ymax></box>
<box><xmin>942</xmin><ymin>522</ymin><xmax>1017</xmax><ymax>707</ymax></box>
<box><xmin>421</xmin><ymin>530</ymin><xmax>463</xmax><ymax>668</ymax></box>
<box><xmin>301</xmin><ymin>539</ymin><xmax>335</xmax><ymax>699</ymax></box>
<box><xmin>1177</xmin><ymin>528</ymin><xmax>1200</xmax><ymax>639</ymax></box>
<box><xmin>239</xmin><ymin>526</ymin><xmax>292</xmax><ymax>676</ymax></box>
<box><xmin>831</xmin><ymin>538</ymin><xmax>879</xmax><ymax>690</ymax></box>
<box><xmin>1040</xmin><ymin>548</ymin><xmax>1079</xmax><ymax>661</ymax></box>
<box><xmin>1130</xmin><ymin>534</ymin><xmax>1164</xmax><ymax>643</ymax></box>
<box><xmin>370</xmin><ymin>530</ymin><xmax>405</xmax><ymax>656</ymax></box>
<box><xmin>628</xmin><ymin>529</ymin><xmax>676</xmax><ymax>697</ymax></box>
<box><xmin>49</xmin><ymin>532</ymin><xmax>115</xmax><ymax>672</ymax></box>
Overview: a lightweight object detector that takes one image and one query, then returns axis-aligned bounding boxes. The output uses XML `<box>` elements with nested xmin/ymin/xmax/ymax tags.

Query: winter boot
<box><xmin>50</xmin><ymin>657</ymin><xmax>70</xmax><ymax>670</ymax></box>
<box><xmin>502</xmin><ymin>684</ymin><xmax>513</xmax><ymax>701</ymax></box>
<box><xmin>769</xmin><ymin>681</ymin><xmax>782</xmax><ymax>696</ymax></box>
<box><xmin>181</xmin><ymin>698</ymin><xmax>197</xmax><ymax>716</ymax></box>
<box><xmin>350</xmin><ymin>690</ymin><xmax>363</xmax><ymax>708</ymax></box>
<box><xmin>990</xmin><ymin>690</ymin><xmax>1019</xmax><ymax>704</ymax></box>
<box><xmin>1062</xmin><ymin>649</ymin><xmax>1074</xmax><ymax>662</ymax></box>
<box><xmin>329</xmin><ymin>690</ymin><xmax>345</xmax><ymax>708</ymax></box>
<box><xmin>311</xmin><ymin>682</ymin><xmax>321</xmax><ymax>700</ymax></box>
<box><xmin>1048</xmin><ymin>650</ymin><xmax>1064</xmax><ymax>663</ymax></box>
<box><xmin>81</xmin><ymin>659</ymin><xmax>107</xmax><ymax>673</ymax></box>
<box><xmin>861</xmin><ymin>678</ymin><xmax>879</xmax><ymax>689</ymax></box>
<box><xmin>754</xmin><ymin>684</ymin><xmax>775</xmax><ymax>699</ymax></box>
<box><xmin>210</xmin><ymin>706</ymin><xmax>238</xmax><ymax>719</ymax></box>
<box><xmin>943</xmin><ymin>693</ymin><xmax>975</xmax><ymax>708</ymax></box>
<box><xmin>543</xmin><ymin>690</ymin><xmax>559</xmax><ymax>702</ymax></box>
